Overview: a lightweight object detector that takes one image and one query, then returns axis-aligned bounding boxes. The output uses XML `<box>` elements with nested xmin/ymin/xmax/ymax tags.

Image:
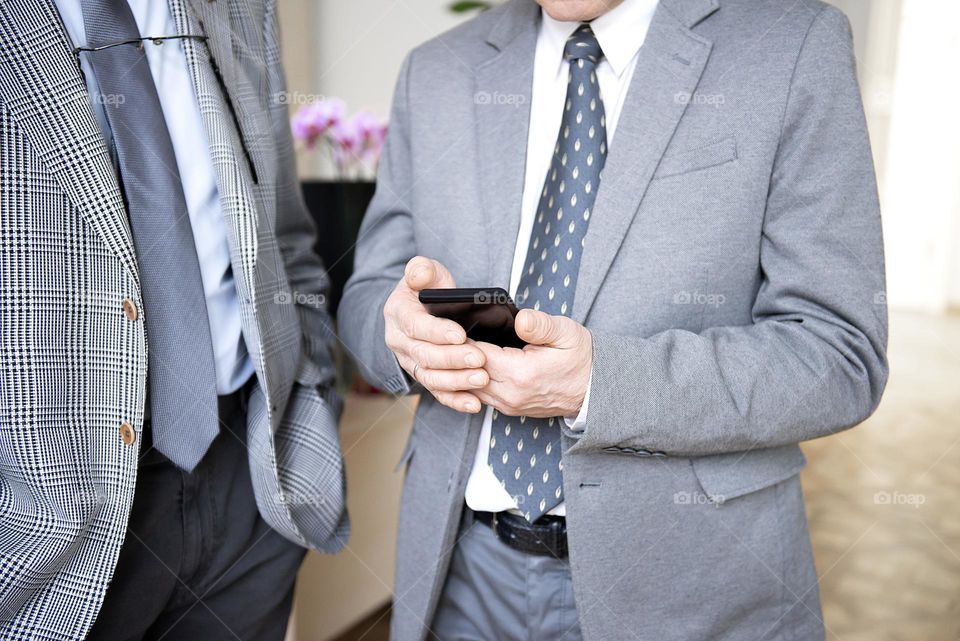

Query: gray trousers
<box><xmin>431</xmin><ymin>510</ymin><xmax>583</xmax><ymax>641</ymax></box>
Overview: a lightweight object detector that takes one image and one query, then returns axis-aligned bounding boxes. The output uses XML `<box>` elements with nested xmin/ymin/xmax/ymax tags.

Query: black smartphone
<box><xmin>418</xmin><ymin>287</ymin><xmax>526</xmax><ymax>349</ymax></box>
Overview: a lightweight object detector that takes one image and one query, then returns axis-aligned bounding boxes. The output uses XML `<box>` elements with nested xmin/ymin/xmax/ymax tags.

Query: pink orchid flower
<box><xmin>291</xmin><ymin>98</ymin><xmax>345</xmax><ymax>148</ymax></box>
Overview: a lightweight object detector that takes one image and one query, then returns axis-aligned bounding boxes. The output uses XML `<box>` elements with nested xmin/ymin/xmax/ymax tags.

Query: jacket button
<box><xmin>119</xmin><ymin>422</ymin><xmax>136</xmax><ymax>445</ymax></box>
<box><xmin>122</xmin><ymin>298</ymin><xmax>138</xmax><ymax>321</ymax></box>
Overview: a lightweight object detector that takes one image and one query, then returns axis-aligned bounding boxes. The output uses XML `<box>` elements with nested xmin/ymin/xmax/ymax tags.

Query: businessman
<box><xmin>0</xmin><ymin>1</ymin><xmax>346</xmax><ymax>639</ymax></box>
<box><xmin>340</xmin><ymin>0</ymin><xmax>888</xmax><ymax>639</ymax></box>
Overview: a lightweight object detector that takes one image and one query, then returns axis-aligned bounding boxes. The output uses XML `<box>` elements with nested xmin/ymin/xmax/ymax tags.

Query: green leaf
<box><xmin>448</xmin><ymin>1</ymin><xmax>495</xmax><ymax>13</ymax></box>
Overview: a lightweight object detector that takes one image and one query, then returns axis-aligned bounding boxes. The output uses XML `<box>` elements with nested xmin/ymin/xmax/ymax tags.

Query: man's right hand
<box><xmin>384</xmin><ymin>256</ymin><xmax>487</xmax><ymax>413</ymax></box>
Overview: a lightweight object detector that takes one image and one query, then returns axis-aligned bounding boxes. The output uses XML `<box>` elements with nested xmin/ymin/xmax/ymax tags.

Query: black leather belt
<box><xmin>473</xmin><ymin>509</ymin><xmax>568</xmax><ymax>559</ymax></box>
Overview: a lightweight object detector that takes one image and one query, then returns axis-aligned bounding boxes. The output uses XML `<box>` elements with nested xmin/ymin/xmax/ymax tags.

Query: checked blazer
<box><xmin>0</xmin><ymin>0</ymin><xmax>348</xmax><ymax>639</ymax></box>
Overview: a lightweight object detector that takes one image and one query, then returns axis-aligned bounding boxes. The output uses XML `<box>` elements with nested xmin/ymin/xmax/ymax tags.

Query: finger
<box><xmin>417</xmin><ymin>366</ymin><xmax>489</xmax><ymax>392</ymax></box>
<box><xmin>398</xmin><ymin>352</ymin><xmax>481</xmax><ymax>390</ymax></box>
<box><xmin>433</xmin><ymin>390</ymin><xmax>483</xmax><ymax>414</ymax></box>
<box><xmin>471</xmin><ymin>340</ymin><xmax>515</xmax><ymax>381</ymax></box>
<box><xmin>514</xmin><ymin>308</ymin><xmax>576</xmax><ymax>347</ymax></box>
<box><xmin>409</xmin><ymin>340</ymin><xmax>485</xmax><ymax>370</ymax></box>
<box><xmin>400</xmin><ymin>308</ymin><xmax>467</xmax><ymax>345</ymax></box>
<box><xmin>394</xmin><ymin>353</ymin><xmax>420</xmax><ymax>382</ymax></box>
<box><xmin>404</xmin><ymin>256</ymin><xmax>456</xmax><ymax>292</ymax></box>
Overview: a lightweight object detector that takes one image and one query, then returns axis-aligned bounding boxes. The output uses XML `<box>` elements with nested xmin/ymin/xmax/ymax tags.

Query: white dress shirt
<box><xmin>464</xmin><ymin>0</ymin><xmax>659</xmax><ymax>517</ymax></box>
<box><xmin>53</xmin><ymin>0</ymin><xmax>254</xmax><ymax>394</ymax></box>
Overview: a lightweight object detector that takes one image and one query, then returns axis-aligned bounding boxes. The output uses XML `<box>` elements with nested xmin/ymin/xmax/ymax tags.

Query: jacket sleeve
<box><xmin>263</xmin><ymin>0</ymin><xmax>340</xmax><ymax>404</ymax></box>
<box><xmin>569</xmin><ymin>6</ymin><xmax>888</xmax><ymax>457</ymax></box>
<box><xmin>337</xmin><ymin>54</ymin><xmax>416</xmax><ymax>396</ymax></box>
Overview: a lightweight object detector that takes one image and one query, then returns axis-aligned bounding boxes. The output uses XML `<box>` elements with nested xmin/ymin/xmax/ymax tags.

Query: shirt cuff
<box><xmin>563</xmin><ymin>371</ymin><xmax>592</xmax><ymax>431</ymax></box>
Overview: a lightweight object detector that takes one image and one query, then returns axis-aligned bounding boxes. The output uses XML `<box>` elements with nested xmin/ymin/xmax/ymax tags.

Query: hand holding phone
<box><xmin>382</xmin><ymin>257</ymin><xmax>489</xmax><ymax>413</ymax></box>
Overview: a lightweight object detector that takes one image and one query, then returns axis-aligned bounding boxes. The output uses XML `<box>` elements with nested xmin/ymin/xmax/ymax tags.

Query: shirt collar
<box><xmin>540</xmin><ymin>0</ymin><xmax>660</xmax><ymax>78</ymax></box>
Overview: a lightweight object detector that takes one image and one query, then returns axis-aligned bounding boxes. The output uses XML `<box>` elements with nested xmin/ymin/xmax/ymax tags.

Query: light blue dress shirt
<box><xmin>54</xmin><ymin>0</ymin><xmax>254</xmax><ymax>394</ymax></box>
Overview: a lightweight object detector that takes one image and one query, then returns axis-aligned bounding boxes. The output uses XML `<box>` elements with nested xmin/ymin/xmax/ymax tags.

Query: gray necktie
<box><xmin>82</xmin><ymin>0</ymin><xmax>219</xmax><ymax>471</ymax></box>
<box><xmin>490</xmin><ymin>24</ymin><xmax>607</xmax><ymax>522</ymax></box>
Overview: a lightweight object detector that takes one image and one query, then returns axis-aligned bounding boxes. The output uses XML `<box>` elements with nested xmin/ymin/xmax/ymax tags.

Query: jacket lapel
<box><xmin>171</xmin><ymin>0</ymin><xmax>291</xmax><ymax>412</ymax></box>
<box><xmin>572</xmin><ymin>0</ymin><xmax>718</xmax><ymax>323</ymax></box>
<box><xmin>171</xmin><ymin>0</ymin><xmax>259</xmax><ymax>292</ymax></box>
<box><xmin>0</xmin><ymin>0</ymin><xmax>139</xmax><ymax>289</ymax></box>
<box><xmin>474</xmin><ymin>1</ymin><xmax>540</xmax><ymax>287</ymax></box>
<box><xmin>182</xmin><ymin>0</ymin><xmax>237</xmax><ymax>87</ymax></box>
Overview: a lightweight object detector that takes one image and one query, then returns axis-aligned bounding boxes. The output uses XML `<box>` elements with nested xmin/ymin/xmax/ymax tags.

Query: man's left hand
<box><xmin>472</xmin><ymin>309</ymin><xmax>592</xmax><ymax>418</ymax></box>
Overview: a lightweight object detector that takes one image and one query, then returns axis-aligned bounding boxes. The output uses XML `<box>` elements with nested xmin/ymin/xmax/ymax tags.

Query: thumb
<box><xmin>515</xmin><ymin>309</ymin><xmax>576</xmax><ymax>348</ymax></box>
<box><xmin>404</xmin><ymin>256</ymin><xmax>456</xmax><ymax>292</ymax></box>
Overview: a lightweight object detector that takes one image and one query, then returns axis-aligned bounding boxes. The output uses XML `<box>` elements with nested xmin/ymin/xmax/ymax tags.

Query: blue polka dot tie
<box><xmin>490</xmin><ymin>24</ymin><xmax>607</xmax><ymax>522</ymax></box>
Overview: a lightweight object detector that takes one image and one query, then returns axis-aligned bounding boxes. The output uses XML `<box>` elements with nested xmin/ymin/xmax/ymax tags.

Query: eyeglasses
<box><xmin>73</xmin><ymin>33</ymin><xmax>204</xmax><ymax>56</ymax></box>
<box><xmin>73</xmin><ymin>28</ymin><xmax>259</xmax><ymax>184</ymax></box>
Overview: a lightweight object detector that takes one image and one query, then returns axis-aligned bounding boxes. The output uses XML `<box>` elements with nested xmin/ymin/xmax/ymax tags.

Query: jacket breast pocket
<box><xmin>653</xmin><ymin>136</ymin><xmax>738</xmax><ymax>180</ymax></box>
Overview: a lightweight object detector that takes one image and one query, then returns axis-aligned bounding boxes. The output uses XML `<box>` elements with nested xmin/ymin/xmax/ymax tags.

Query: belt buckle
<box><xmin>490</xmin><ymin>511</ymin><xmax>510</xmax><ymax>548</ymax></box>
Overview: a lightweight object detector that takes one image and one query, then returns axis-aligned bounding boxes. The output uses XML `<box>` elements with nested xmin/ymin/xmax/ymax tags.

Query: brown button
<box><xmin>119</xmin><ymin>422</ymin><xmax>136</xmax><ymax>445</ymax></box>
<box><xmin>122</xmin><ymin>298</ymin><xmax>138</xmax><ymax>321</ymax></box>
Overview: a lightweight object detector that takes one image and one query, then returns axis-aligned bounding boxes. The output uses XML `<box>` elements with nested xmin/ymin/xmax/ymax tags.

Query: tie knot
<box><xmin>564</xmin><ymin>23</ymin><xmax>603</xmax><ymax>63</ymax></box>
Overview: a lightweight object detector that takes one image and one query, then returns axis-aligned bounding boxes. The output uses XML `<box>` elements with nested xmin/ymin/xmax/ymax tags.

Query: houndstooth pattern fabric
<box><xmin>0</xmin><ymin>1</ymin><xmax>347</xmax><ymax>639</ymax></box>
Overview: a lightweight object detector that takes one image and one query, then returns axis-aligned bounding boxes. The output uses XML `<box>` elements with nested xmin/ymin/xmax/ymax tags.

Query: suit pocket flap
<box><xmin>691</xmin><ymin>444</ymin><xmax>806</xmax><ymax>504</ymax></box>
<box><xmin>654</xmin><ymin>136</ymin><xmax>737</xmax><ymax>179</ymax></box>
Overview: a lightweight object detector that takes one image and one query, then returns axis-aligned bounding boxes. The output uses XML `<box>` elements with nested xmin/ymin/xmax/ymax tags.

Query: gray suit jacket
<box><xmin>0</xmin><ymin>1</ymin><xmax>347</xmax><ymax>638</ymax></box>
<box><xmin>339</xmin><ymin>0</ymin><xmax>887</xmax><ymax>639</ymax></box>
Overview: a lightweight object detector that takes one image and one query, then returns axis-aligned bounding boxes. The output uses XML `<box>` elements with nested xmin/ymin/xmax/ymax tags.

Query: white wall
<box><xmin>280</xmin><ymin>1</ymin><xmax>470</xmax><ymax>178</ymax></box>
<box><xmin>873</xmin><ymin>0</ymin><xmax>960</xmax><ymax>312</ymax></box>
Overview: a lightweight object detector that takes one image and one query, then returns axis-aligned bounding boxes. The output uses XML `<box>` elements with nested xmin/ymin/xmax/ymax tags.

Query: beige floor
<box><xmin>322</xmin><ymin>310</ymin><xmax>960</xmax><ymax>641</ymax></box>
